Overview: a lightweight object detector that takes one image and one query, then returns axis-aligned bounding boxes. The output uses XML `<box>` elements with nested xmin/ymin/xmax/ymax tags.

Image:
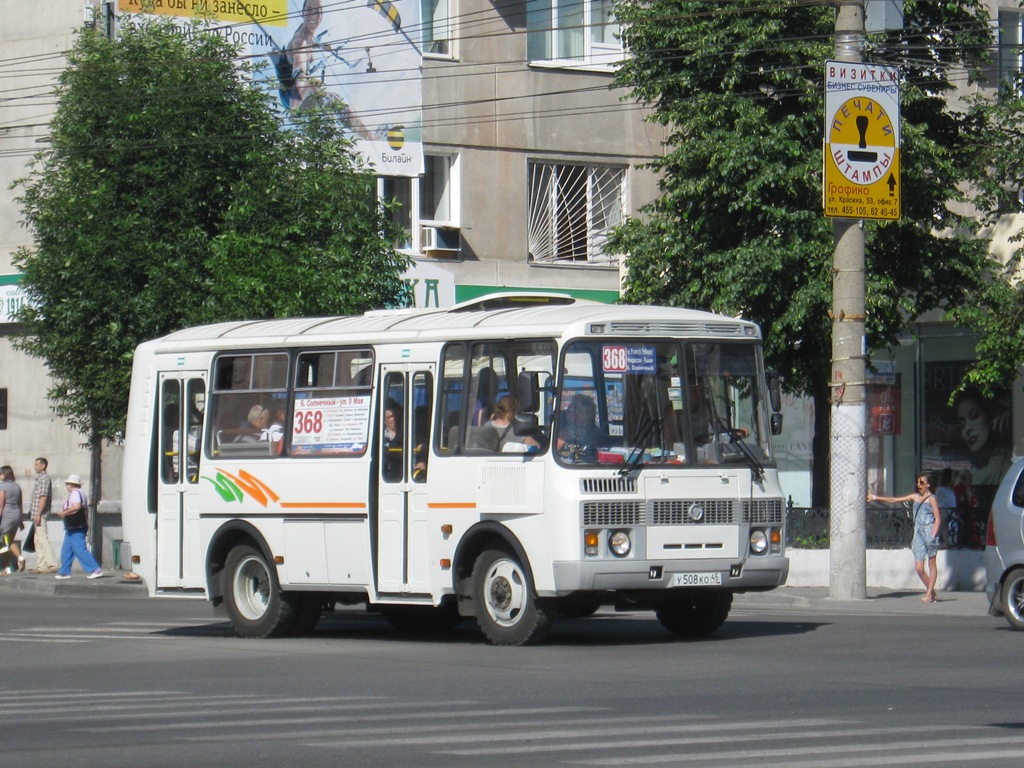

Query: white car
<box><xmin>984</xmin><ymin>457</ymin><xmax>1024</xmax><ymax>629</ymax></box>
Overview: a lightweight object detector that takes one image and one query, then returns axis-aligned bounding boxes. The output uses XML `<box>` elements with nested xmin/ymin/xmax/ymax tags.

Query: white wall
<box><xmin>786</xmin><ymin>548</ymin><xmax>987</xmax><ymax>592</ymax></box>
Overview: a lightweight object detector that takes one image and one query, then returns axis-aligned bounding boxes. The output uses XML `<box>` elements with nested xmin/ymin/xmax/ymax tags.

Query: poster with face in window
<box><xmin>922</xmin><ymin>361</ymin><xmax>1012</xmax><ymax>490</ymax></box>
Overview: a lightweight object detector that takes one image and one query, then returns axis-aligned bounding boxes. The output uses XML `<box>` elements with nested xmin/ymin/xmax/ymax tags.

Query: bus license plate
<box><xmin>671</xmin><ymin>572</ymin><xmax>722</xmax><ymax>587</ymax></box>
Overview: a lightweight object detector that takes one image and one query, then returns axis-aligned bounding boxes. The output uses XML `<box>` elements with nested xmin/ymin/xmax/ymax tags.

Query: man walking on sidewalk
<box><xmin>29</xmin><ymin>458</ymin><xmax>58</xmax><ymax>574</ymax></box>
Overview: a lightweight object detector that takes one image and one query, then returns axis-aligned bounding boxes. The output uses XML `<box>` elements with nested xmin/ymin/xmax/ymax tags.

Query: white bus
<box><xmin>121</xmin><ymin>294</ymin><xmax>788</xmax><ymax>645</ymax></box>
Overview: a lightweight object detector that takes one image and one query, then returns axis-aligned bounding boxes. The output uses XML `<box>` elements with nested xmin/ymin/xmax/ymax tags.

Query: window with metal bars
<box><xmin>527</xmin><ymin>162</ymin><xmax>625</xmax><ymax>265</ymax></box>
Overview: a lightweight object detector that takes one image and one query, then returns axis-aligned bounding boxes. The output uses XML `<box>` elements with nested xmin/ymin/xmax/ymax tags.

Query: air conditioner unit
<box><xmin>420</xmin><ymin>225</ymin><xmax>460</xmax><ymax>255</ymax></box>
<box><xmin>421</xmin><ymin>225</ymin><xmax>438</xmax><ymax>251</ymax></box>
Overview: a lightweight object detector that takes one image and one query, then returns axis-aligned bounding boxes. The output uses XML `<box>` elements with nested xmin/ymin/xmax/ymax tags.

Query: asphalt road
<box><xmin>0</xmin><ymin>580</ymin><xmax>1018</xmax><ymax>768</ymax></box>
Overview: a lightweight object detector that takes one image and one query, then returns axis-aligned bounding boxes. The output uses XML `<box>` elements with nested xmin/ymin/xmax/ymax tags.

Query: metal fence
<box><xmin>785</xmin><ymin>501</ymin><xmax>987</xmax><ymax>551</ymax></box>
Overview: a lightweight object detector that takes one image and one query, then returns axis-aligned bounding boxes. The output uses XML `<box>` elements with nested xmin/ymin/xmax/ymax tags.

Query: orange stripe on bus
<box><xmin>279</xmin><ymin>502</ymin><xmax>368</xmax><ymax>509</ymax></box>
<box><xmin>427</xmin><ymin>502</ymin><xmax>477</xmax><ymax>509</ymax></box>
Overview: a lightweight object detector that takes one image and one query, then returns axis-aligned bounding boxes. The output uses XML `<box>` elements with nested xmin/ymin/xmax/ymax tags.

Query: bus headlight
<box><xmin>609</xmin><ymin>530</ymin><xmax>631</xmax><ymax>557</ymax></box>
<box><xmin>749</xmin><ymin>529</ymin><xmax>768</xmax><ymax>555</ymax></box>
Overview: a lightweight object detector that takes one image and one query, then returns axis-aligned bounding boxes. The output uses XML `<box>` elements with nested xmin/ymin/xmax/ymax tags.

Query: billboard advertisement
<box><xmin>117</xmin><ymin>0</ymin><xmax>423</xmax><ymax>176</ymax></box>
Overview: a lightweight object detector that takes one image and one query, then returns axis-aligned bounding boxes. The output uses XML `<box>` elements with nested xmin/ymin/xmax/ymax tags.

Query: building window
<box><xmin>1000</xmin><ymin>9</ymin><xmax>1023</xmax><ymax>88</ymax></box>
<box><xmin>421</xmin><ymin>154</ymin><xmax>455</xmax><ymax>225</ymax></box>
<box><xmin>381</xmin><ymin>176</ymin><xmax>414</xmax><ymax>251</ymax></box>
<box><xmin>0</xmin><ymin>388</ymin><xmax>6</xmax><ymax>430</ymax></box>
<box><xmin>527</xmin><ymin>0</ymin><xmax>622</xmax><ymax>69</ymax></box>
<box><xmin>528</xmin><ymin>161</ymin><xmax>624</xmax><ymax>265</ymax></box>
<box><xmin>422</xmin><ymin>0</ymin><xmax>452</xmax><ymax>56</ymax></box>
<box><xmin>381</xmin><ymin>153</ymin><xmax>460</xmax><ymax>254</ymax></box>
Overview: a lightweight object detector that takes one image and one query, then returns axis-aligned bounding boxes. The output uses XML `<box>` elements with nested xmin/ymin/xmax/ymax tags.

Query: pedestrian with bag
<box><xmin>0</xmin><ymin>465</ymin><xmax>26</xmax><ymax>574</ymax></box>
<box><xmin>868</xmin><ymin>471</ymin><xmax>942</xmax><ymax>603</ymax></box>
<box><xmin>55</xmin><ymin>475</ymin><xmax>103</xmax><ymax>580</ymax></box>
<box><xmin>28</xmin><ymin>457</ymin><xmax>58</xmax><ymax>573</ymax></box>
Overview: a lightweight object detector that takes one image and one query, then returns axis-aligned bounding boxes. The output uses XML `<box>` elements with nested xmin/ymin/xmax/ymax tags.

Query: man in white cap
<box><xmin>54</xmin><ymin>474</ymin><xmax>103</xmax><ymax>580</ymax></box>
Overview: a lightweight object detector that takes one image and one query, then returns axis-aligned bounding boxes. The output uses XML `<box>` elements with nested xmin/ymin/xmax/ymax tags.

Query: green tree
<box><xmin>612</xmin><ymin>0</ymin><xmax>1001</xmax><ymax>505</ymax></box>
<box><xmin>204</xmin><ymin>107</ymin><xmax>409</xmax><ymax>321</ymax></box>
<box><xmin>13</xmin><ymin>19</ymin><xmax>407</xmax><ymax>454</ymax></box>
<box><xmin>950</xmin><ymin>76</ymin><xmax>1024</xmax><ymax>397</ymax></box>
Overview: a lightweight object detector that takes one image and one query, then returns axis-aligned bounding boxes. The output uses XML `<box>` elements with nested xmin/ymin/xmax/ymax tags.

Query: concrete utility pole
<box><xmin>829</xmin><ymin>0</ymin><xmax>868</xmax><ymax>600</ymax></box>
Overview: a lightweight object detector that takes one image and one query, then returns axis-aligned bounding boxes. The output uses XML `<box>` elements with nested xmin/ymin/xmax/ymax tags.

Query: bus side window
<box><xmin>209</xmin><ymin>353</ymin><xmax>288</xmax><ymax>457</ymax></box>
<box><xmin>185</xmin><ymin>380</ymin><xmax>204</xmax><ymax>483</ymax></box>
<box><xmin>412</xmin><ymin>373</ymin><xmax>431</xmax><ymax>482</ymax></box>
<box><xmin>438</xmin><ymin>343</ymin><xmax>466</xmax><ymax>453</ymax></box>
<box><xmin>160</xmin><ymin>380</ymin><xmax>181</xmax><ymax>484</ymax></box>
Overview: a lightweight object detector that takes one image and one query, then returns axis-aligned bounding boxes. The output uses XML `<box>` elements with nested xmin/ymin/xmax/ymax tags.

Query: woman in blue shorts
<box><xmin>868</xmin><ymin>471</ymin><xmax>942</xmax><ymax>603</ymax></box>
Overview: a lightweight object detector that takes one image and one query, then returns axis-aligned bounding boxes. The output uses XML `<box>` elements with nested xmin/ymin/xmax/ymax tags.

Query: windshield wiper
<box><xmin>620</xmin><ymin>410</ymin><xmax>661</xmax><ymax>475</ymax></box>
<box><xmin>710</xmin><ymin>406</ymin><xmax>765</xmax><ymax>482</ymax></box>
<box><xmin>726</xmin><ymin>431</ymin><xmax>765</xmax><ymax>483</ymax></box>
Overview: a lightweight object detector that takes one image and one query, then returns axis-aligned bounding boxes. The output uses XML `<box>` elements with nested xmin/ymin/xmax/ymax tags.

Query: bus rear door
<box><xmin>155</xmin><ymin>372</ymin><xmax>206</xmax><ymax>588</ymax></box>
<box><xmin>376</xmin><ymin>365</ymin><xmax>433</xmax><ymax>596</ymax></box>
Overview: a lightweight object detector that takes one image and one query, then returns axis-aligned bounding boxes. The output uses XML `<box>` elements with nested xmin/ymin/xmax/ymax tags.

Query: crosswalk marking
<box><xmin>0</xmin><ymin>620</ymin><xmax>229</xmax><ymax>644</ymax></box>
<box><xmin>11</xmin><ymin>688</ymin><xmax>1020</xmax><ymax>767</ymax></box>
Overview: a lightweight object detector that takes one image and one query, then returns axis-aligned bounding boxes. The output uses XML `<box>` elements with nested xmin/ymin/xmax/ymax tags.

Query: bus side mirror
<box><xmin>768</xmin><ymin>372</ymin><xmax>782</xmax><ymax>414</ymax></box>
<box><xmin>770</xmin><ymin>413</ymin><xmax>784</xmax><ymax>436</ymax></box>
<box><xmin>518</xmin><ymin>371</ymin><xmax>540</xmax><ymax>414</ymax></box>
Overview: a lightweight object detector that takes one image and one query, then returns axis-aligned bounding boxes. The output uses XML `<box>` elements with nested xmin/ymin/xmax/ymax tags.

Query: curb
<box><xmin>733</xmin><ymin>586</ymin><xmax>991</xmax><ymax>618</ymax></box>
<box><xmin>0</xmin><ymin>570</ymin><xmax>148</xmax><ymax>598</ymax></box>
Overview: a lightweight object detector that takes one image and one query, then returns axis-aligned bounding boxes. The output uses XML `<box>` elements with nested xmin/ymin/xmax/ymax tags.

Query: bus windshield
<box><xmin>555</xmin><ymin>340</ymin><xmax>773</xmax><ymax>469</ymax></box>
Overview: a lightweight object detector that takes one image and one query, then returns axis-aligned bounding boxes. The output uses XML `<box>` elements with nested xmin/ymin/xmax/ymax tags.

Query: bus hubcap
<box><xmin>485</xmin><ymin>559</ymin><xmax>526</xmax><ymax>626</ymax></box>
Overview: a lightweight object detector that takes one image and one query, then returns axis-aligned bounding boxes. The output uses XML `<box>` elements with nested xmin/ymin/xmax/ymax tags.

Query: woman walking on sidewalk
<box><xmin>55</xmin><ymin>475</ymin><xmax>102</xmax><ymax>580</ymax></box>
<box><xmin>868</xmin><ymin>471</ymin><xmax>942</xmax><ymax>603</ymax></box>
<box><xmin>0</xmin><ymin>465</ymin><xmax>26</xmax><ymax>573</ymax></box>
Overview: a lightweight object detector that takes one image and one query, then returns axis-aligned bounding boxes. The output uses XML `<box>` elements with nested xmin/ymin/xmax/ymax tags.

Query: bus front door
<box><xmin>376</xmin><ymin>366</ymin><xmax>433</xmax><ymax>596</ymax></box>
<box><xmin>155</xmin><ymin>373</ymin><xmax>206</xmax><ymax>589</ymax></box>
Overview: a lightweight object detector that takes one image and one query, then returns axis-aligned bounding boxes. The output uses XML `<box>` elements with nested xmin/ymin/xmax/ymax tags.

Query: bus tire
<box><xmin>224</xmin><ymin>544</ymin><xmax>295</xmax><ymax>638</ymax></box>
<box><xmin>1000</xmin><ymin>569</ymin><xmax>1024</xmax><ymax>631</ymax></box>
<box><xmin>655</xmin><ymin>590</ymin><xmax>732</xmax><ymax>638</ymax></box>
<box><xmin>472</xmin><ymin>548</ymin><xmax>551</xmax><ymax>646</ymax></box>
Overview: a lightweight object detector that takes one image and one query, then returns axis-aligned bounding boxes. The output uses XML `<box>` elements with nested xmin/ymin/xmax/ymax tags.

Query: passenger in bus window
<box><xmin>556</xmin><ymin>394</ymin><xmax>602</xmax><ymax>463</ymax></box>
<box><xmin>237</xmin><ymin>405</ymin><xmax>270</xmax><ymax>443</ymax></box>
<box><xmin>263</xmin><ymin>405</ymin><xmax>286</xmax><ymax>453</ymax></box>
<box><xmin>382</xmin><ymin>400</ymin><xmax>403</xmax><ymax>480</ymax></box>
<box><xmin>688</xmin><ymin>378</ymin><xmax>712</xmax><ymax>444</ymax></box>
<box><xmin>413</xmin><ymin>406</ymin><xmax>429</xmax><ymax>480</ymax></box>
<box><xmin>473</xmin><ymin>368</ymin><xmax>499</xmax><ymax>425</ymax></box>
<box><xmin>489</xmin><ymin>396</ymin><xmax>540</xmax><ymax>453</ymax></box>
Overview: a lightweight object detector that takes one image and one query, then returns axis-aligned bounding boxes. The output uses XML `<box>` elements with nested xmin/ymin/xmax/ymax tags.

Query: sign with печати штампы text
<box><xmin>823</xmin><ymin>60</ymin><xmax>900</xmax><ymax>221</ymax></box>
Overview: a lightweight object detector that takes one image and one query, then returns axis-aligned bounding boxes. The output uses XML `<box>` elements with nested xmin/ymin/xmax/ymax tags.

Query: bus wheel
<box><xmin>224</xmin><ymin>544</ymin><xmax>295</xmax><ymax>638</ymax></box>
<box><xmin>655</xmin><ymin>591</ymin><xmax>732</xmax><ymax>638</ymax></box>
<box><xmin>1001</xmin><ymin>569</ymin><xmax>1024</xmax><ymax>631</ymax></box>
<box><xmin>472</xmin><ymin>549</ymin><xmax>551</xmax><ymax>646</ymax></box>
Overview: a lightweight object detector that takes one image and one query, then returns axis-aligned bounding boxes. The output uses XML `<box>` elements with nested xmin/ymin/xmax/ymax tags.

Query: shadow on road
<box><xmin>154</xmin><ymin>610</ymin><xmax>827</xmax><ymax>646</ymax></box>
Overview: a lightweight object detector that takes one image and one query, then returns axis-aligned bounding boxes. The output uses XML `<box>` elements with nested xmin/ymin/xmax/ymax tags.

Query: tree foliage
<box><xmin>13</xmin><ymin>19</ymin><xmax>408</xmax><ymax>442</ymax></box>
<box><xmin>611</xmin><ymin>0</ymin><xmax>1003</xmax><ymax>503</ymax></box>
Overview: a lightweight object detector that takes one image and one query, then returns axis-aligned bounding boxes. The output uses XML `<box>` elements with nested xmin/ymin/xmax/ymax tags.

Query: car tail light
<box><xmin>986</xmin><ymin>510</ymin><xmax>997</xmax><ymax>547</ymax></box>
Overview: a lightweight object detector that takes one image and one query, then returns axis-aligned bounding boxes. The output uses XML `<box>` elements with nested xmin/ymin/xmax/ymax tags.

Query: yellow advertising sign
<box><xmin>117</xmin><ymin>0</ymin><xmax>288</xmax><ymax>26</ymax></box>
<box><xmin>823</xmin><ymin>61</ymin><xmax>900</xmax><ymax>221</ymax></box>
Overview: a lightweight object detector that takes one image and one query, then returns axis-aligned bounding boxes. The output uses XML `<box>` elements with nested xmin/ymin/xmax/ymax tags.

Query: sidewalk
<box><xmin>734</xmin><ymin>586</ymin><xmax>990</xmax><ymax>618</ymax></box>
<box><xmin>0</xmin><ymin>568</ymin><xmax>148</xmax><ymax>598</ymax></box>
<box><xmin>0</xmin><ymin>572</ymin><xmax>993</xmax><ymax>617</ymax></box>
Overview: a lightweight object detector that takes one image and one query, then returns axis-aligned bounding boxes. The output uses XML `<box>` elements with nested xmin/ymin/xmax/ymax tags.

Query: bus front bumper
<box><xmin>547</xmin><ymin>555</ymin><xmax>789</xmax><ymax>597</ymax></box>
